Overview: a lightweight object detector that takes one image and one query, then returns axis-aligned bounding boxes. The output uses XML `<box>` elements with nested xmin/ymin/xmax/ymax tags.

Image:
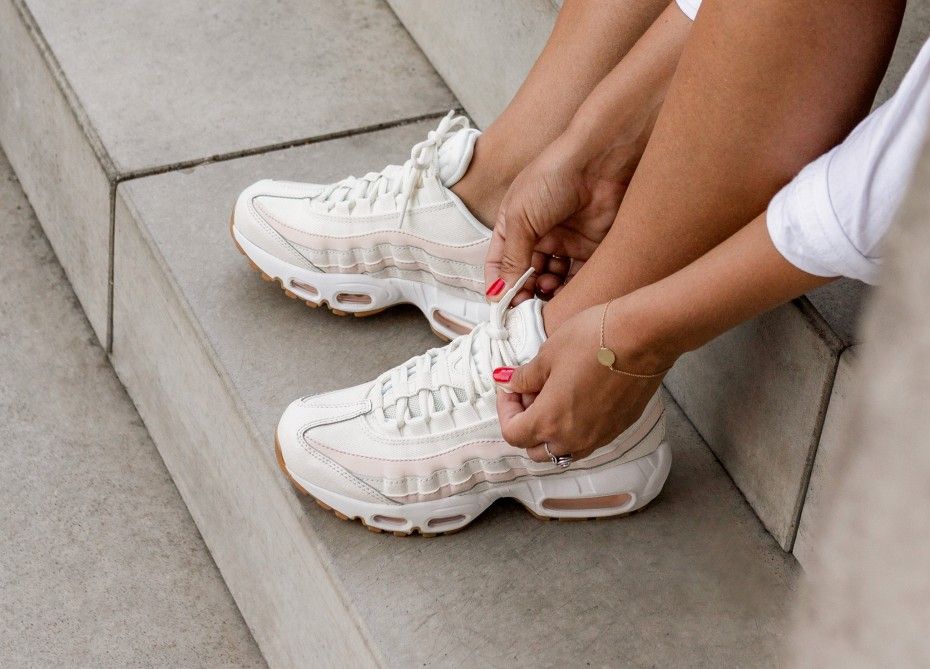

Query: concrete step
<box><xmin>0</xmin><ymin>0</ymin><xmax>455</xmax><ymax>347</ymax></box>
<box><xmin>0</xmin><ymin>149</ymin><xmax>264</xmax><ymax>666</ymax></box>
<box><xmin>0</xmin><ymin>0</ymin><xmax>807</xmax><ymax>663</ymax></box>
<box><xmin>792</xmin><ymin>345</ymin><xmax>859</xmax><ymax>570</ymax></box>
<box><xmin>112</xmin><ymin>122</ymin><xmax>798</xmax><ymax>667</ymax></box>
<box><xmin>388</xmin><ymin>0</ymin><xmax>930</xmax><ymax>552</ymax></box>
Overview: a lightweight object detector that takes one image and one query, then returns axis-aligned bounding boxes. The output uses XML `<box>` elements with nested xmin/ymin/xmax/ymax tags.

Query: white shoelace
<box><xmin>375</xmin><ymin>268</ymin><xmax>535</xmax><ymax>430</ymax></box>
<box><xmin>313</xmin><ymin>111</ymin><xmax>471</xmax><ymax>227</ymax></box>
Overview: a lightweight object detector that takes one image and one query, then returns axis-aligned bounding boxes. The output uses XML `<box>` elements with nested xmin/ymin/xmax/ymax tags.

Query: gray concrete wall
<box><xmin>789</xmin><ymin>135</ymin><xmax>930</xmax><ymax>668</ymax></box>
<box><xmin>0</xmin><ymin>148</ymin><xmax>264</xmax><ymax>667</ymax></box>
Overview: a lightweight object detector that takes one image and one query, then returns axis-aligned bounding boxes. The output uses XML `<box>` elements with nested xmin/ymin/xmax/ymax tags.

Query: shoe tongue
<box><xmin>503</xmin><ymin>298</ymin><xmax>547</xmax><ymax>364</ymax></box>
<box><xmin>437</xmin><ymin>128</ymin><xmax>481</xmax><ymax>187</ymax></box>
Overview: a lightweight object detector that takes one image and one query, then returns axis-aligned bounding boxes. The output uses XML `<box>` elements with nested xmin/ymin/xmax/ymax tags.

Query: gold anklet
<box><xmin>597</xmin><ymin>298</ymin><xmax>671</xmax><ymax>379</ymax></box>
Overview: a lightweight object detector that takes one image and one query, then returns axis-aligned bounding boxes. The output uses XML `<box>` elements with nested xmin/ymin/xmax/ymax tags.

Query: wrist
<box><xmin>600</xmin><ymin>293</ymin><xmax>683</xmax><ymax>375</ymax></box>
<box><xmin>563</xmin><ymin>96</ymin><xmax>653</xmax><ymax>183</ymax></box>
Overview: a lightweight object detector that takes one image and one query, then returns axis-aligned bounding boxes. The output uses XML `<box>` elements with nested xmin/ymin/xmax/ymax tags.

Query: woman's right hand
<box><xmin>484</xmin><ymin>122</ymin><xmax>643</xmax><ymax>304</ymax></box>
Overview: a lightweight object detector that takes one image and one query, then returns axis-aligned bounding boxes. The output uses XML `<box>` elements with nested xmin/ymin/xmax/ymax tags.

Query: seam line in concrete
<box><xmin>793</xmin><ymin>295</ymin><xmax>846</xmax><ymax>354</ymax></box>
<box><xmin>785</xmin><ymin>345</ymin><xmax>843</xmax><ymax>552</ymax></box>
<box><xmin>113</xmin><ymin>109</ymin><xmax>462</xmax><ymax>185</ymax></box>
<box><xmin>107</xmin><ymin>180</ymin><xmax>117</xmax><ymax>351</ymax></box>
<box><xmin>104</xmin><ymin>108</ymin><xmax>460</xmax><ymax>353</ymax></box>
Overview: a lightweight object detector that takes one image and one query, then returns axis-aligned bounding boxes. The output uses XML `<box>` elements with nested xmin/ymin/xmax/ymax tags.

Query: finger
<box><xmin>492</xmin><ymin>207</ymin><xmax>540</xmax><ymax>301</ymax></box>
<box><xmin>535</xmin><ymin>272</ymin><xmax>563</xmax><ymax>296</ymax></box>
<box><xmin>525</xmin><ymin>444</ymin><xmax>553</xmax><ymax>463</ymax></box>
<box><xmin>511</xmin><ymin>252</ymin><xmax>548</xmax><ymax>304</ymax></box>
<box><xmin>493</xmin><ymin>357</ymin><xmax>548</xmax><ymax>395</ymax></box>
<box><xmin>544</xmin><ymin>255</ymin><xmax>571</xmax><ymax>278</ymax></box>
<box><xmin>525</xmin><ymin>440</ymin><xmax>572</xmax><ymax>463</ymax></box>
<box><xmin>526</xmin><ymin>440</ymin><xmax>596</xmax><ymax>463</ymax></box>
<box><xmin>520</xmin><ymin>392</ymin><xmax>537</xmax><ymax>410</ymax></box>
<box><xmin>496</xmin><ymin>391</ymin><xmax>541</xmax><ymax>449</ymax></box>
<box><xmin>566</xmin><ymin>258</ymin><xmax>583</xmax><ymax>280</ymax></box>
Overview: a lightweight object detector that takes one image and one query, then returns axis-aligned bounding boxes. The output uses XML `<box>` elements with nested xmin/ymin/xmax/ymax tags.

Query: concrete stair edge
<box><xmin>110</xmin><ymin>185</ymin><xmax>383</xmax><ymax>668</ymax></box>
<box><xmin>0</xmin><ymin>0</ymin><xmax>113</xmax><ymax>344</ymax></box>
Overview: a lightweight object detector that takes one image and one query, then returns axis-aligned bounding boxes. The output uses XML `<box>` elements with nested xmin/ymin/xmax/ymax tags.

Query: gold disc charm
<box><xmin>597</xmin><ymin>347</ymin><xmax>616</xmax><ymax>367</ymax></box>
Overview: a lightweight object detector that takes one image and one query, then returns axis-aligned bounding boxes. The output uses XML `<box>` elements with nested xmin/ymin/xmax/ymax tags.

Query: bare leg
<box><xmin>543</xmin><ymin>0</ymin><xmax>905</xmax><ymax>330</ymax></box>
<box><xmin>452</xmin><ymin>0</ymin><xmax>669</xmax><ymax>225</ymax></box>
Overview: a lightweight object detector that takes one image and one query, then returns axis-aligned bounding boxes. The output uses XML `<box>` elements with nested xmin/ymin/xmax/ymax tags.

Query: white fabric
<box><xmin>767</xmin><ymin>37</ymin><xmax>930</xmax><ymax>284</ymax></box>
<box><xmin>675</xmin><ymin>0</ymin><xmax>701</xmax><ymax>21</ymax></box>
<box><xmin>672</xmin><ymin>0</ymin><xmax>928</xmax><ymax>283</ymax></box>
<box><xmin>766</xmin><ymin>40</ymin><xmax>930</xmax><ymax>283</ymax></box>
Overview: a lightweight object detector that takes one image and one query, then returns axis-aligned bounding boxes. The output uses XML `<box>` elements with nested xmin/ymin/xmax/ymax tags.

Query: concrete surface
<box><xmin>386</xmin><ymin>0</ymin><xmax>556</xmax><ymax>129</ymax></box>
<box><xmin>807</xmin><ymin>280</ymin><xmax>869</xmax><ymax>346</ymax></box>
<box><xmin>0</xmin><ymin>0</ymin><xmax>455</xmax><ymax>346</ymax></box>
<box><xmin>111</xmin><ymin>123</ymin><xmax>800</xmax><ymax>667</ymax></box>
<box><xmin>0</xmin><ymin>0</ymin><xmax>113</xmax><ymax>342</ymax></box>
<box><xmin>788</xmin><ymin>133</ymin><xmax>930</xmax><ymax>668</ymax></box>
<box><xmin>665</xmin><ymin>302</ymin><xmax>843</xmax><ymax>550</ymax></box>
<box><xmin>793</xmin><ymin>347</ymin><xmax>859</xmax><ymax>570</ymax></box>
<box><xmin>0</xmin><ymin>150</ymin><xmax>264</xmax><ymax>666</ymax></box>
<box><xmin>23</xmin><ymin>0</ymin><xmax>454</xmax><ymax>174</ymax></box>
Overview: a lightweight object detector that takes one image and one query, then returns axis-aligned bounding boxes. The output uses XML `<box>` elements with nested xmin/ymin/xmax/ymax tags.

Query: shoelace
<box><xmin>375</xmin><ymin>268</ymin><xmax>535</xmax><ymax>430</ymax></box>
<box><xmin>313</xmin><ymin>111</ymin><xmax>471</xmax><ymax>228</ymax></box>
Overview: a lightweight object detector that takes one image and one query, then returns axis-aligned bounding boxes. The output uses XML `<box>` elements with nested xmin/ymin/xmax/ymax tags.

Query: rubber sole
<box><xmin>229</xmin><ymin>212</ymin><xmax>488</xmax><ymax>340</ymax></box>
<box><xmin>274</xmin><ymin>436</ymin><xmax>672</xmax><ymax>537</ymax></box>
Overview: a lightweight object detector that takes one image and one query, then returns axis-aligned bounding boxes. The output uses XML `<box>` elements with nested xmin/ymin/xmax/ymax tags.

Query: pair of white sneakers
<box><xmin>231</xmin><ymin>112</ymin><xmax>671</xmax><ymax>536</ymax></box>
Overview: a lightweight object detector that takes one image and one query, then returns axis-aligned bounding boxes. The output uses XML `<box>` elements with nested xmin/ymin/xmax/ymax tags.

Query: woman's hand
<box><xmin>484</xmin><ymin>2</ymin><xmax>691</xmax><ymax>305</ymax></box>
<box><xmin>484</xmin><ymin>129</ymin><xmax>635</xmax><ymax>304</ymax></box>
<box><xmin>494</xmin><ymin>300</ymin><xmax>676</xmax><ymax>462</ymax></box>
<box><xmin>493</xmin><ymin>212</ymin><xmax>837</xmax><ymax>462</ymax></box>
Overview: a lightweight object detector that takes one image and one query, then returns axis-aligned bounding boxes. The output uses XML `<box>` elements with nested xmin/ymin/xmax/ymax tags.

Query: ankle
<box><xmin>450</xmin><ymin>135</ymin><xmax>515</xmax><ymax>228</ymax></box>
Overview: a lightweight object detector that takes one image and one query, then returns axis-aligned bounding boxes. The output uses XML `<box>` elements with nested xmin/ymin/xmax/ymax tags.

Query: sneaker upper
<box><xmin>234</xmin><ymin>112</ymin><xmax>490</xmax><ymax>300</ymax></box>
<box><xmin>276</xmin><ymin>271</ymin><xmax>666</xmax><ymax>505</ymax></box>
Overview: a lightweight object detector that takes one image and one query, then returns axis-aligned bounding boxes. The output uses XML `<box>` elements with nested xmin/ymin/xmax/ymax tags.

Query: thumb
<box><xmin>486</xmin><ymin>205</ymin><xmax>538</xmax><ymax>302</ymax></box>
<box><xmin>492</xmin><ymin>356</ymin><xmax>549</xmax><ymax>395</ymax></box>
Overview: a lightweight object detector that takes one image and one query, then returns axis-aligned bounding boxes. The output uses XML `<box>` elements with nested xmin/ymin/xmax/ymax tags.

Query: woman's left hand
<box><xmin>494</xmin><ymin>302</ymin><xmax>676</xmax><ymax>462</ymax></box>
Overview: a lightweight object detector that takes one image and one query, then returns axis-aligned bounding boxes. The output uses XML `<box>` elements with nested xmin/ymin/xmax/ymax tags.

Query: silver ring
<box><xmin>544</xmin><ymin>443</ymin><xmax>573</xmax><ymax>468</ymax></box>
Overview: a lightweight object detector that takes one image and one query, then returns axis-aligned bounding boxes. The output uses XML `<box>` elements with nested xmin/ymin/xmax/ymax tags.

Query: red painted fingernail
<box><xmin>493</xmin><ymin>367</ymin><xmax>515</xmax><ymax>383</ymax></box>
<box><xmin>486</xmin><ymin>277</ymin><xmax>505</xmax><ymax>297</ymax></box>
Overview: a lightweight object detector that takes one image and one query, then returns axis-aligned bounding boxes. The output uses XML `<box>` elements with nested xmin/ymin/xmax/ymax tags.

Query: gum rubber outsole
<box><xmin>228</xmin><ymin>212</ymin><xmax>452</xmax><ymax>341</ymax></box>
<box><xmin>273</xmin><ymin>437</ymin><xmax>640</xmax><ymax>538</ymax></box>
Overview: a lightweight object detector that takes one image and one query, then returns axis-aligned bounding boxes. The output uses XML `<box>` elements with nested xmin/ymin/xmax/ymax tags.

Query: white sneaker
<box><xmin>231</xmin><ymin>112</ymin><xmax>491</xmax><ymax>340</ymax></box>
<box><xmin>275</xmin><ymin>270</ymin><xmax>672</xmax><ymax>536</ymax></box>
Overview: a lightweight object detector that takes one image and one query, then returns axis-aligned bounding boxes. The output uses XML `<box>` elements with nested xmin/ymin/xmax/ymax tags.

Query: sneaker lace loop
<box><xmin>314</xmin><ymin>111</ymin><xmax>470</xmax><ymax>227</ymax></box>
<box><xmin>376</xmin><ymin>268</ymin><xmax>535</xmax><ymax>430</ymax></box>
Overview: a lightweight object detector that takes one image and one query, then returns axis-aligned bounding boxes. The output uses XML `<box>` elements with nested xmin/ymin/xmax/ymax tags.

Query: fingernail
<box><xmin>493</xmin><ymin>367</ymin><xmax>515</xmax><ymax>383</ymax></box>
<box><xmin>486</xmin><ymin>277</ymin><xmax>505</xmax><ymax>297</ymax></box>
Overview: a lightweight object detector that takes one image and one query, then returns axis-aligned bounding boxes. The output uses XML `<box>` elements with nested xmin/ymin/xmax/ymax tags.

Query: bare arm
<box><xmin>495</xmin><ymin>212</ymin><xmax>833</xmax><ymax>461</ymax></box>
<box><xmin>486</xmin><ymin>2</ymin><xmax>694</xmax><ymax>299</ymax></box>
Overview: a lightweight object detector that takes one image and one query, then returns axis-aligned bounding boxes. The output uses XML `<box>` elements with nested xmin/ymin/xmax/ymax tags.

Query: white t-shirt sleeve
<box><xmin>767</xmin><ymin>37</ymin><xmax>930</xmax><ymax>285</ymax></box>
<box><xmin>676</xmin><ymin>0</ymin><xmax>701</xmax><ymax>21</ymax></box>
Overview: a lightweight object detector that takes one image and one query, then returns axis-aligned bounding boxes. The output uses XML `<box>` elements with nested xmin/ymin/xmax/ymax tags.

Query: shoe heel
<box><xmin>428</xmin><ymin>308</ymin><xmax>474</xmax><ymax>340</ymax></box>
<box><xmin>525</xmin><ymin>442</ymin><xmax>672</xmax><ymax>521</ymax></box>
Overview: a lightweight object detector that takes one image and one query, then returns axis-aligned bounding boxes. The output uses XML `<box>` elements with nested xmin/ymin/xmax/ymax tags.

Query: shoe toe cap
<box><xmin>276</xmin><ymin>394</ymin><xmax>387</xmax><ymax>504</ymax></box>
<box><xmin>232</xmin><ymin>180</ymin><xmax>318</xmax><ymax>270</ymax></box>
